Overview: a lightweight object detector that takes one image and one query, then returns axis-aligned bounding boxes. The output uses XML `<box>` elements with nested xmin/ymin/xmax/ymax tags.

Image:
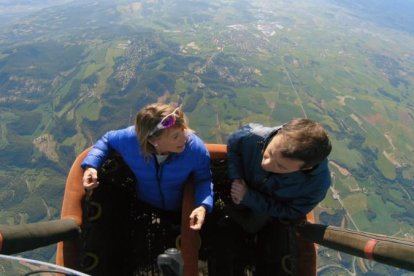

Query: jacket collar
<box><xmin>262</xmin><ymin>125</ymin><xmax>283</xmax><ymax>152</ymax></box>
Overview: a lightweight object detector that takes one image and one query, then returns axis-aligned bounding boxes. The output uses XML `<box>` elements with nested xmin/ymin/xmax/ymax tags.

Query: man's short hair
<box><xmin>277</xmin><ymin>118</ymin><xmax>332</xmax><ymax>168</ymax></box>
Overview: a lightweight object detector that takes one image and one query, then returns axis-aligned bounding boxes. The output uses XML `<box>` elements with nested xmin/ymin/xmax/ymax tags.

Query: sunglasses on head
<box><xmin>148</xmin><ymin>108</ymin><xmax>180</xmax><ymax>137</ymax></box>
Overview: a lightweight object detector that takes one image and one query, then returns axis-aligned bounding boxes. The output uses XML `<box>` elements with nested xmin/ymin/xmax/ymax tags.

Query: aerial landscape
<box><xmin>0</xmin><ymin>0</ymin><xmax>413</xmax><ymax>275</ymax></box>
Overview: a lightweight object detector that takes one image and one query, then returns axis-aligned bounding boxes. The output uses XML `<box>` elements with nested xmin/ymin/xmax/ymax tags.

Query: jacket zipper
<box><xmin>155</xmin><ymin>158</ymin><xmax>166</xmax><ymax>209</ymax></box>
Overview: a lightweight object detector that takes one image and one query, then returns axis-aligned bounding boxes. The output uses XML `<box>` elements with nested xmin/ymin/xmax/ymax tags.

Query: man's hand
<box><xmin>82</xmin><ymin>167</ymin><xmax>99</xmax><ymax>190</ymax></box>
<box><xmin>189</xmin><ymin>205</ymin><xmax>207</xmax><ymax>230</ymax></box>
<box><xmin>231</xmin><ymin>179</ymin><xmax>248</xmax><ymax>204</ymax></box>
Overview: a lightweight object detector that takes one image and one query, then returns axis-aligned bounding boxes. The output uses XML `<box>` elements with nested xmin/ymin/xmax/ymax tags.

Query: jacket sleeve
<box><xmin>80</xmin><ymin>131</ymin><xmax>114</xmax><ymax>169</ymax></box>
<box><xmin>227</xmin><ymin>125</ymin><xmax>251</xmax><ymax>180</ymax></box>
<box><xmin>192</xmin><ymin>141</ymin><xmax>214</xmax><ymax>213</ymax></box>
<box><xmin>241</xmin><ymin>177</ymin><xmax>331</xmax><ymax>220</ymax></box>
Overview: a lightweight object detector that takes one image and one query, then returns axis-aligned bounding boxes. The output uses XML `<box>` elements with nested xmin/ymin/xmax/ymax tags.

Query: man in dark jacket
<box><xmin>227</xmin><ymin>118</ymin><xmax>332</xmax><ymax>275</ymax></box>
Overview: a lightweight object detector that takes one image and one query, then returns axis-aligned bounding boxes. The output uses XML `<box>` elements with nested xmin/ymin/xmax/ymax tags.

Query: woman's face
<box><xmin>152</xmin><ymin>126</ymin><xmax>187</xmax><ymax>154</ymax></box>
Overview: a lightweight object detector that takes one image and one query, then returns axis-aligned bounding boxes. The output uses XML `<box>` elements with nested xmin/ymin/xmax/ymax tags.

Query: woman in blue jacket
<box><xmin>81</xmin><ymin>103</ymin><xmax>213</xmax><ymax>230</ymax></box>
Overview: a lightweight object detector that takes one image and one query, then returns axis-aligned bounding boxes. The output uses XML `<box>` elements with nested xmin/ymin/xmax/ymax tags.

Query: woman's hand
<box><xmin>189</xmin><ymin>205</ymin><xmax>207</xmax><ymax>230</ymax></box>
<box><xmin>231</xmin><ymin>179</ymin><xmax>248</xmax><ymax>204</ymax></box>
<box><xmin>82</xmin><ymin>167</ymin><xmax>99</xmax><ymax>190</ymax></box>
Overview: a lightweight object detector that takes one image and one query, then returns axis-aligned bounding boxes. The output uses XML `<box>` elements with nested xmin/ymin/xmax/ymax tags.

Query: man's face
<box><xmin>261</xmin><ymin>134</ymin><xmax>305</xmax><ymax>174</ymax></box>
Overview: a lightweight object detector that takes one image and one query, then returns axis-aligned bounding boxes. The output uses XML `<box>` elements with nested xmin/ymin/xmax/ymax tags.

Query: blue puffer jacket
<box><xmin>227</xmin><ymin>123</ymin><xmax>331</xmax><ymax>220</ymax></box>
<box><xmin>81</xmin><ymin>126</ymin><xmax>214</xmax><ymax>212</ymax></box>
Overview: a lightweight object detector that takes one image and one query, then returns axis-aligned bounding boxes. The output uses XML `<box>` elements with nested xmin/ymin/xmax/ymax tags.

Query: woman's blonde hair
<box><xmin>135</xmin><ymin>103</ymin><xmax>189</xmax><ymax>157</ymax></box>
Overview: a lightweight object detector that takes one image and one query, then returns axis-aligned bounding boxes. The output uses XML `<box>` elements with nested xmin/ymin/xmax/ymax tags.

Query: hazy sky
<box><xmin>0</xmin><ymin>0</ymin><xmax>74</xmax><ymax>23</ymax></box>
<box><xmin>332</xmin><ymin>0</ymin><xmax>414</xmax><ymax>35</ymax></box>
